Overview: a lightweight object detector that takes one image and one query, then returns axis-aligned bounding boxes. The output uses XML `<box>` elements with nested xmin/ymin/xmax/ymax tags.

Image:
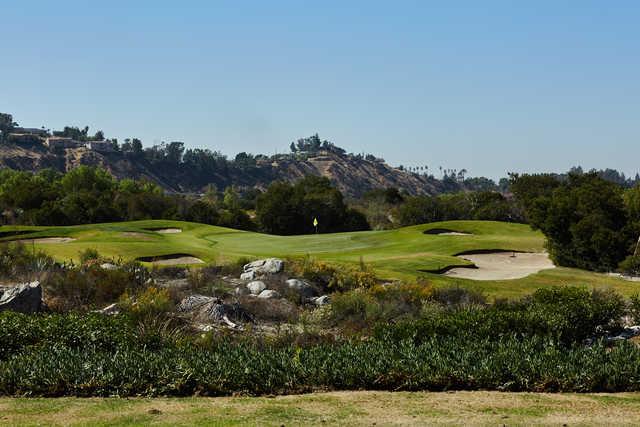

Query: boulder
<box><xmin>312</xmin><ymin>295</ymin><xmax>331</xmax><ymax>306</ymax></box>
<box><xmin>240</xmin><ymin>271</ymin><xmax>255</xmax><ymax>281</ymax></box>
<box><xmin>100</xmin><ymin>263</ymin><xmax>119</xmax><ymax>270</ymax></box>
<box><xmin>178</xmin><ymin>294</ymin><xmax>220</xmax><ymax>312</ymax></box>
<box><xmin>257</xmin><ymin>289</ymin><xmax>280</xmax><ymax>299</ymax></box>
<box><xmin>243</xmin><ymin>258</ymin><xmax>284</xmax><ymax>276</ymax></box>
<box><xmin>0</xmin><ymin>281</ymin><xmax>43</xmax><ymax>313</ymax></box>
<box><xmin>178</xmin><ymin>294</ymin><xmax>253</xmax><ymax>324</ymax></box>
<box><xmin>286</xmin><ymin>279</ymin><xmax>315</xmax><ymax>298</ymax></box>
<box><xmin>247</xmin><ymin>280</ymin><xmax>267</xmax><ymax>295</ymax></box>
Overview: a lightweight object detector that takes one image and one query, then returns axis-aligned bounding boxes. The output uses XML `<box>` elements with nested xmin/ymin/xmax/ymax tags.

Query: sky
<box><xmin>2</xmin><ymin>1</ymin><xmax>639</xmax><ymax>179</ymax></box>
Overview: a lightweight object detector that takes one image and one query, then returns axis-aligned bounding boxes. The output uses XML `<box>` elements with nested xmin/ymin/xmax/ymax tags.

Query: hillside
<box><xmin>0</xmin><ymin>142</ymin><xmax>461</xmax><ymax>197</ymax></box>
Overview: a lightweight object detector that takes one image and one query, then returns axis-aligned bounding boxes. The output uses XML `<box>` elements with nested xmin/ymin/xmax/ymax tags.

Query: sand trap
<box><xmin>137</xmin><ymin>254</ymin><xmax>204</xmax><ymax>265</ymax></box>
<box><xmin>153</xmin><ymin>228</ymin><xmax>182</xmax><ymax>234</ymax></box>
<box><xmin>424</xmin><ymin>228</ymin><xmax>471</xmax><ymax>236</ymax></box>
<box><xmin>15</xmin><ymin>237</ymin><xmax>76</xmax><ymax>244</ymax></box>
<box><xmin>152</xmin><ymin>256</ymin><xmax>204</xmax><ymax>266</ymax></box>
<box><xmin>444</xmin><ymin>252</ymin><xmax>555</xmax><ymax>281</ymax></box>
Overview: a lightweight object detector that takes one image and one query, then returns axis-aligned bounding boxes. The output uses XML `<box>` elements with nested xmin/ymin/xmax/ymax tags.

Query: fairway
<box><xmin>3</xmin><ymin>391</ymin><xmax>640</xmax><ymax>426</ymax></box>
<box><xmin>1</xmin><ymin>219</ymin><xmax>636</xmax><ymax>298</ymax></box>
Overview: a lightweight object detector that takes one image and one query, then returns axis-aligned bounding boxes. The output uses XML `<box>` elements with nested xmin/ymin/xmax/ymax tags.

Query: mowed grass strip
<box><xmin>0</xmin><ymin>219</ymin><xmax>635</xmax><ymax>297</ymax></box>
<box><xmin>2</xmin><ymin>391</ymin><xmax>640</xmax><ymax>426</ymax></box>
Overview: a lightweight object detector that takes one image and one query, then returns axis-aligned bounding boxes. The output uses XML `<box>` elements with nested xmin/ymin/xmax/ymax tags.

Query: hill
<box><xmin>0</xmin><ymin>142</ymin><xmax>465</xmax><ymax>197</ymax></box>
<box><xmin>1</xmin><ymin>219</ymin><xmax>634</xmax><ymax>298</ymax></box>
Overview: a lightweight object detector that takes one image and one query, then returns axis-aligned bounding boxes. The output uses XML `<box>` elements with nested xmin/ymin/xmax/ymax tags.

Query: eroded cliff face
<box><xmin>0</xmin><ymin>144</ymin><xmax>451</xmax><ymax>197</ymax></box>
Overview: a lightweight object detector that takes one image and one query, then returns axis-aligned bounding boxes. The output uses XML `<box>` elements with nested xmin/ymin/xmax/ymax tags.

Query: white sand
<box><xmin>445</xmin><ymin>252</ymin><xmax>555</xmax><ymax>281</ymax></box>
<box><xmin>152</xmin><ymin>256</ymin><xmax>204</xmax><ymax>265</ymax></box>
<box><xmin>154</xmin><ymin>228</ymin><xmax>182</xmax><ymax>234</ymax></box>
<box><xmin>436</xmin><ymin>232</ymin><xmax>470</xmax><ymax>236</ymax></box>
<box><xmin>16</xmin><ymin>237</ymin><xmax>76</xmax><ymax>244</ymax></box>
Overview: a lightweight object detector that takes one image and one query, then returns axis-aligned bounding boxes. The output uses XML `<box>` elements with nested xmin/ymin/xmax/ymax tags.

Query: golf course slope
<box><xmin>1</xmin><ymin>219</ymin><xmax>636</xmax><ymax>298</ymax></box>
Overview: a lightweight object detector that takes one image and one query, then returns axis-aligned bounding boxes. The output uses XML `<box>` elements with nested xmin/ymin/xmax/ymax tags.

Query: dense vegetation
<box><xmin>256</xmin><ymin>176</ymin><xmax>369</xmax><ymax>235</ymax></box>
<box><xmin>511</xmin><ymin>172</ymin><xmax>640</xmax><ymax>272</ymax></box>
<box><xmin>1</xmin><ymin>284</ymin><xmax>639</xmax><ymax>397</ymax></box>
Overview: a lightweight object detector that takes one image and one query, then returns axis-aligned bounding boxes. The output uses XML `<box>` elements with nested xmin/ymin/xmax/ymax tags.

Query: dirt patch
<box><xmin>15</xmin><ymin>237</ymin><xmax>76</xmax><ymax>244</ymax></box>
<box><xmin>137</xmin><ymin>254</ymin><xmax>204</xmax><ymax>265</ymax></box>
<box><xmin>445</xmin><ymin>251</ymin><xmax>555</xmax><ymax>280</ymax></box>
<box><xmin>151</xmin><ymin>228</ymin><xmax>182</xmax><ymax>234</ymax></box>
<box><xmin>424</xmin><ymin>228</ymin><xmax>471</xmax><ymax>236</ymax></box>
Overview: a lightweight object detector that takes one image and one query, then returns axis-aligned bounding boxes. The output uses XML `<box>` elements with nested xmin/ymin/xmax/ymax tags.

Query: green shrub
<box><xmin>619</xmin><ymin>255</ymin><xmax>640</xmax><ymax>276</ymax></box>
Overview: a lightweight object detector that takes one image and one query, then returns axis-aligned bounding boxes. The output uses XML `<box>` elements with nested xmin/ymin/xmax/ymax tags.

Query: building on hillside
<box><xmin>13</xmin><ymin>127</ymin><xmax>49</xmax><ymax>136</ymax></box>
<box><xmin>6</xmin><ymin>133</ymin><xmax>43</xmax><ymax>145</ymax></box>
<box><xmin>87</xmin><ymin>140</ymin><xmax>115</xmax><ymax>152</ymax></box>
<box><xmin>45</xmin><ymin>137</ymin><xmax>83</xmax><ymax>149</ymax></box>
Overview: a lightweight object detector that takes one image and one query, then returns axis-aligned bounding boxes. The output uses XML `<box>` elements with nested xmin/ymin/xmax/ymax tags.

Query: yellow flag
<box><xmin>313</xmin><ymin>217</ymin><xmax>318</xmax><ymax>227</ymax></box>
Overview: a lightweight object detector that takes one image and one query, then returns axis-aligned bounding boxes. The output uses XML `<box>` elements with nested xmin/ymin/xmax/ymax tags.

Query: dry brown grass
<box><xmin>2</xmin><ymin>391</ymin><xmax>640</xmax><ymax>426</ymax></box>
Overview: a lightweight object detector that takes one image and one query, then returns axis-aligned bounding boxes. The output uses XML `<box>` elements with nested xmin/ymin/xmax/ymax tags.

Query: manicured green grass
<box><xmin>1</xmin><ymin>219</ymin><xmax>637</xmax><ymax>297</ymax></box>
<box><xmin>3</xmin><ymin>391</ymin><xmax>640</xmax><ymax>426</ymax></box>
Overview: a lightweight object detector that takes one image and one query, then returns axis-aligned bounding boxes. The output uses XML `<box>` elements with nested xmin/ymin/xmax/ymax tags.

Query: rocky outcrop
<box><xmin>285</xmin><ymin>279</ymin><xmax>315</xmax><ymax>298</ymax></box>
<box><xmin>243</xmin><ymin>258</ymin><xmax>284</xmax><ymax>276</ymax></box>
<box><xmin>178</xmin><ymin>294</ymin><xmax>253</xmax><ymax>327</ymax></box>
<box><xmin>247</xmin><ymin>281</ymin><xmax>267</xmax><ymax>295</ymax></box>
<box><xmin>0</xmin><ymin>281</ymin><xmax>43</xmax><ymax>313</ymax></box>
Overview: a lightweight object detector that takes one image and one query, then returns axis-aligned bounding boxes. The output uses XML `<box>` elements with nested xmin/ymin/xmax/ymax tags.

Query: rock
<box><xmin>607</xmin><ymin>326</ymin><xmax>640</xmax><ymax>342</ymax></box>
<box><xmin>100</xmin><ymin>263</ymin><xmax>118</xmax><ymax>270</ymax></box>
<box><xmin>95</xmin><ymin>303</ymin><xmax>120</xmax><ymax>315</ymax></box>
<box><xmin>178</xmin><ymin>294</ymin><xmax>220</xmax><ymax>312</ymax></box>
<box><xmin>286</xmin><ymin>279</ymin><xmax>315</xmax><ymax>298</ymax></box>
<box><xmin>240</xmin><ymin>271</ymin><xmax>255</xmax><ymax>281</ymax></box>
<box><xmin>234</xmin><ymin>286</ymin><xmax>249</xmax><ymax>297</ymax></box>
<box><xmin>312</xmin><ymin>295</ymin><xmax>331</xmax><ymax>306</ymax></box>
<box><xmin>247</xmin><ymin>280</ymin><xmax>267</xmax><ymax>295</ymax></box>
<box><xmin>0</xmin><ymin>281</ymin><xmax>43</xmax><ymax>313</ymax></box>
<box><xmin>243</xmin><ymin>258</ymin><xmax>284</xmax><ymax>276</ymax></box>
<box><xmin>178</xmin><ymin>295</ymin><xmax>253</xmax><ymax>324</ymax></box>
<box><xmin>257</xmin><ymin>289</ymin><xmax>280</xmax><ymax>299</ymax></box>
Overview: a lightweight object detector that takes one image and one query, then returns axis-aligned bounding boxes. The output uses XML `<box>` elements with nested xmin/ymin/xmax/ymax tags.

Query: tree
<box><xmin>256</xmin><ymin>176</ymin><xmax>369</xmax><ymax>235</ymax></box>
<box><xmin>529</xmin><ymin>173</ymin><xmax>634</xmax><ymax>272</ymax></box>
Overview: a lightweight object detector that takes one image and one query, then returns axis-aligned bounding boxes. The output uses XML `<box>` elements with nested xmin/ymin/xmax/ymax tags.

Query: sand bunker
<box><xmin>153</xmin><ymin>228</ymin><xmax>182</xmax><ymax>234</ymax></box>
<box><xmin>16</xmin><ymin>237</ymin><xmax>76</xmax><ymax>244</ymax></box>
<box><xmin>424</xmin><ymin>228</ymin><xmax>471</xmax><ymax>236</ymax></box>
<box><xmin>152</xmin><ymin>256</ymin><xmax>204</xmax><ymax>266</ymax></box>
<box><xmin>444</xmin><ymin>252</ymin><xmax>555</xmax><ymax>281</ymax></box>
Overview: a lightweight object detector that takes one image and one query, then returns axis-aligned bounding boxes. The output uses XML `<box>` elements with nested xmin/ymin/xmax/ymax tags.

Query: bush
<box><xmin>119</xmin><ymin>287</ymin><xmax>174</xmax><ymax>322</ymax></box>
<box><xmin>0</xmin><ymin>242</ymin><xmax>55</xmax><ymax>281</ymax></box>
<box><xmin>289</xmin><ymin>257</ymin><xmax>377</xmax><ymax>291</ymax></box>
<box><xmin>43</xmin><ymin>264</ymin><xmax>149</xmax><ymax>311</ymax></box>
<box><xmin>619</xmin><ymin>254</ymin><xmax>640</xmax><ymax>276</ymax></box>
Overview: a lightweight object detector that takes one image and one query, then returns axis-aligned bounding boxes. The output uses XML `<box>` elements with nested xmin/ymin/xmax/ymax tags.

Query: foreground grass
<box><xmin>2</xmin><ymin>391</ymin><xmax>640</xmax><ymax>426</ymax></box>
<box><xmin>1</xmin><ymin>219</ymin><xmax>635</xmax><ymax>297</ymax></box>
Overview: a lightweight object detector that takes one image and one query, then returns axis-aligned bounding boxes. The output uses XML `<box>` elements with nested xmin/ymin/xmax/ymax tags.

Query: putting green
<box><xmin>1</xmin><ymin>220</ymin><xmax>636</xmax><ymax>298</ymax></box>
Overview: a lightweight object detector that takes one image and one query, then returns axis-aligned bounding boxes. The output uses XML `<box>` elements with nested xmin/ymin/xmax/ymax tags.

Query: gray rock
<box><xmin>257</xmin><ymin>289</ymin><xmax>280</xmax><ymax>299</ymax></box>
<box><xmin>240</xmin><ymin>271</ymin><xmax>255</xmax><ymax>281</ymax></box>
<box><xmin>247</xmin><ymin>280</ymin><xmax>267</xmax><ymax>295</ymax></box>
<box><xmin>234</xmin><ymin>286</ymin><xmax>249</xmax><ymax>296</ymax></box>
<box><xmin>313</xmin><ymin>295</ymin><xmax>331</xmax><ymax>306</ymax></box>
<box><xmin>178</xmin><ymin>294</ymin><xmax>219</xmax><ymax>312</ymax></box>
<box><xmin>286</xmin><ymin>279</ymin><xmax>315</xmax><ymax>298</ymax></box>
<box><xmin>100</xmin><ymin>263</ymin><xmax>119</xmax><ymax>270</ymax></box>
<box><xmin>0</xmin><ymin>281</ymin><xmax>43</xmax><ymax>313</ymax></box>
<box><xmin>243</xmin><ymin>258</ymin><xmax>284</xmax><ymax>276</ymax></box>
<box><xmin>178</xmin><ymin>294</ymin><xmax>253</xmax><ymax>324</ymax></box>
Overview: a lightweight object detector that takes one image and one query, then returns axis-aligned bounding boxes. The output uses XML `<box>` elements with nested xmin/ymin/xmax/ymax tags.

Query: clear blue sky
<box><xmin>2</xmin><ymin>1</ymin><xmax>639</xmax><ymax>179</ymax></box>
